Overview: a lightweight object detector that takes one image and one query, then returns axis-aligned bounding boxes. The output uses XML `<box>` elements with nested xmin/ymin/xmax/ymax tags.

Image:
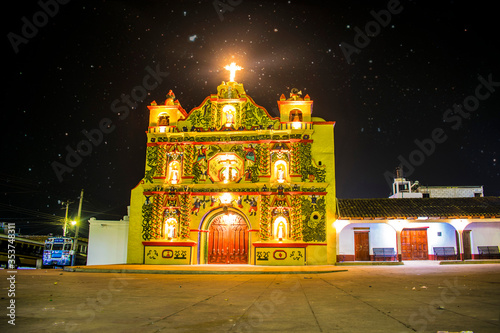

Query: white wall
<box><xmin>422</xmin><ymin>187</ymin><xmax>483</xmax><ymax>198</ymax></box>
<box><xmin>339</xmin><ymin>223</ymin><xmax>396</xmax><ymax>256</ymax></box>
<box><xmin>87</xmin><ymin>217</ymin><xmax>129</xmax><ymax>265</ymax></box>
<box><xmin>339</xmin><ymin>222</ymin><xmax>460</xmax><ymax>256</ymax></box>
<box><xmin>425</xmin><ymin>223</ymin><xmax>457</xmax><ymax>254</ymax></box>
<box><xmin>467</xmin><ymin>222</ymin><xmax>500</xmax><ymax>254</ymax></box>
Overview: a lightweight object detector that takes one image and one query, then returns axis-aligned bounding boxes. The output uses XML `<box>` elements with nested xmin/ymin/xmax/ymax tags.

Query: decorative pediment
<box><xmin>181</xmin><ymin>84</ymin><xmax>278</xmax><ymax>131</ymax></box>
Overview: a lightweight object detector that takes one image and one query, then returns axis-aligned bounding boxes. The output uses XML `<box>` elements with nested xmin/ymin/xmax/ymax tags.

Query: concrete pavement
<box><xmin>1</xmin><ymin>261</ymin><xmax>499</xmax><ymax>332</ymax></box>
<box><xmin>63</xmin><ymin>264</ymin><xmax>347</xmax><ymax>275</ymax></box>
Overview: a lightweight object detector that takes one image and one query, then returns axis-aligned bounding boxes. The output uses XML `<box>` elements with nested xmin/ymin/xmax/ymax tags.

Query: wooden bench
<box><xmin>373</xmin><ymin>248</ymin><xmax>397</xmax><ymax>261</ymax></box>
<box><xmin>433</xmin><ymin>247</ymin><xmax>457</xmax><ymax>260</ymax></box>
<box><xmin>477</xmin><ymin>246</ymin><xmax>500</xmax><ymax>259</ymax></box>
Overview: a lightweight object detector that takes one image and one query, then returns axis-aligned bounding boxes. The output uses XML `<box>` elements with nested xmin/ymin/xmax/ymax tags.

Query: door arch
<box><xmin>207</xmin><ymin>212</ymin><xmax>249</xmax><ymax>264</ymax></box>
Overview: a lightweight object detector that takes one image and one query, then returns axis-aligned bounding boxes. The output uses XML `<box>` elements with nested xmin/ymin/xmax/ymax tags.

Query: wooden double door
<box><xmin>208</xmin><ymin>214</ymin><xmax>248</xmax><ymax>264</ymax></box>
<box><xmin>354</xmin><ymin>231</ymin><xmax>370</xmax><ymax>261</ymax></box>
<box><xmin>401</xmin><ymin>228</ymin><xmax>428</xmax><ymax>260</ymax></box>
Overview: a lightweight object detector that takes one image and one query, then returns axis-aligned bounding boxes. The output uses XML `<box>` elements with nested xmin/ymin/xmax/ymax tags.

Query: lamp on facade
<box><xmin>386</xmin><ymin>219</ymin><xmax>409</xmax><ymax>232</ymax></box>
<box><xmin>450</xmin><ymin>219</ymin><xmax>470</xmax><ymax>233</ymax></box>
<box><xmin>220</xmin><ymin>192</ymin><xmax>232</xmax><ymax>205</ymax></box>
<box><xmin>332</xmin><ymin>219</ymin><xmax>350</xmax><ymax>233</ymax></box>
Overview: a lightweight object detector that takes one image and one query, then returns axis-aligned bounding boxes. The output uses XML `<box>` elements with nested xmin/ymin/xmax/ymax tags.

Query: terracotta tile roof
<box><xmin>337</xmin><ymin>197</ymin><xmax>500</xmax><ymax>219</ymax></box>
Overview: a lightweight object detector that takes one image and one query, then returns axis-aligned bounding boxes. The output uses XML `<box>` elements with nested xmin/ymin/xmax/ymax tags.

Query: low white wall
<box><xmin>87</xmin><ymin>217</ymin><xmax>129</xmax><ymax>265</ymax></box>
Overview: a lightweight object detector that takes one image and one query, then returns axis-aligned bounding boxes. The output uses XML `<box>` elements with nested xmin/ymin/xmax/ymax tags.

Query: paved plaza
<box><xmin>1</xmin><ymin>261</ymin><xmax>499</xmax><ymax>332</ymax></box>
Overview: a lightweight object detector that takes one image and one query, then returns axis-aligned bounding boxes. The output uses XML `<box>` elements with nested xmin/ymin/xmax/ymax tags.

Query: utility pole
<box><xmin>62</xmin><ymin>200</ymin><xmax>73</xmax><ymax>237</ymax></box>
<box><xmin>71</xmin><ymin>189</ymin><xmax>84</xmax><ymax>266</ymax></box>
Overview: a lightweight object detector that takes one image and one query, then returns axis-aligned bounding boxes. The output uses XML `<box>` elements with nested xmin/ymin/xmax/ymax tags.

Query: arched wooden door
<box><xmin>208</xmin><ymin>214</ymin><xmax>248</xmax><ymax>264</ymax></box>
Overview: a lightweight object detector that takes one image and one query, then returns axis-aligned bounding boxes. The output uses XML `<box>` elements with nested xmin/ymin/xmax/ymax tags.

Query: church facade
<box><xmin>126</xmin><ymin>65</ymin><xmax>337</xmax><ymax>265</ymax></box>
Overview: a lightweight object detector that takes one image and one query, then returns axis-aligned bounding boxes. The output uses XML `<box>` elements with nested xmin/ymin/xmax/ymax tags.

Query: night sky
<box><xmin>3</xmin><ymin>0</ymin><xmax>499</xmax><ymax>236</ymax></box>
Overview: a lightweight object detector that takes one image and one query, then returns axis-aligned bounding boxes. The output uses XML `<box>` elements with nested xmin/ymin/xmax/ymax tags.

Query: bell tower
<box><xmin>148</xmin><ymin>90</ymin><xmax>188</xmax><ymax>133</ymax></box>
<box><xmin>277</xmin><ymin>88</ymin><xmax>313</xmax><ymax>129</ymax></box>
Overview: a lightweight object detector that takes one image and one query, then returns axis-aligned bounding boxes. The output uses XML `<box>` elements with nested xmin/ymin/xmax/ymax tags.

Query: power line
<box><xmin>0</xmin><ymin>203</ymin><xmax>64</xmax><ymax>221</ymax></box>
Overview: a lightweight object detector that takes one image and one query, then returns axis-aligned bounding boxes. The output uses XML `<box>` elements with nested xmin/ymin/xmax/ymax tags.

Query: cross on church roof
<box><xmin>225</xmin><ymin>62</ymin><xmax>242</xmax><ymax>82</ymax></box>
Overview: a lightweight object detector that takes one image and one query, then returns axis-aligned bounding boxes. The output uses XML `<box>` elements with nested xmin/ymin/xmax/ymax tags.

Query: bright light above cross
<box><xmin>224</xmin><ymin>62</ymin><xmax>242</xmax><ymax>82</ymax></box>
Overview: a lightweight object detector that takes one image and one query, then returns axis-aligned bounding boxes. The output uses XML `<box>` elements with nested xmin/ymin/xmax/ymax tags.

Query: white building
<box><xmin>87</xmin><ymin>212</ymin><xmax>129</xmax><ymax>266</ymax></box>
<box><xmin>389</xmin><ymin>177</ymin><xmax>483</xmax><ymax>199</ymax></box>
<box><xmin>335</xmin><ymin>197</ymin><xmax>500</xmax><ymax>262</ymax></box>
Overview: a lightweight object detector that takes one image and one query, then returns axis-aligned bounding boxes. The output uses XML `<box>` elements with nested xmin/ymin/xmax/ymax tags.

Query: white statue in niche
<box><xmin>277</xmin><ymin>165</ymin><xmax>285</xmax><ymax>183</ymax></box>
<box><xmin>274</xmin><ymin>161</ymin><xmax>287</xmax><ymax>183</ymax></box>
<box><xmin>170</xmin><ymin>163</ymin><xmax>179</xmax><ymax>184</ymax></box>
<box><xmin>222</xmin><ymin>104</ymin><xmax>236</xmax><ymax>127</ymax></box>
<box><xmin>277</xmin><ymin>221</ymin><xmax>286</xmax><ymax>240</ymax></box>
<box><xmin>167</xmin><ymin>223</ymin><xmax>175</xmax><ymax>239</ymax></box>
<box><xmin>226</xmin><ymin>112</ymin><xmax>234</xmax><ymax>125</ymax></box>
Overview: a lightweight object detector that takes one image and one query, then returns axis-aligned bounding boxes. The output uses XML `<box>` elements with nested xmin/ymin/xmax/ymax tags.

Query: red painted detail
<box><xmin>313</xmin><ymin>121</ymin><xmax>336</xmax><ymax>125</ymax></box>
<box><xmin>162</xmin><ymin>249</ymin><xmax>174</xmax><ymax>258</ymax></box>
<box><xmin>142</xmin><ymin>241</ymin><xmax>196</xmax><ymax>247</ymax></box>
<box><xmin>254</xmin><ymin>242</ymin><xmax>325</xmax><ymax>248</ymax></box>
<box><xmin>273</xmin><ymin>250</ymin><xmax>287</xmax><ymax>260</ymax></box>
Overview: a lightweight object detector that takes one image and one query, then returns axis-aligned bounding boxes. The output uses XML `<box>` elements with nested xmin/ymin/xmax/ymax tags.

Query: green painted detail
<box><xmin>183</xmin><ymin>145</ymin><xmax>196</xmax><ymax>176</ymax></box>
<box><xmin>229</xmin><ymin>144</ymin><xmax>246</xmax><ymax>160</ymax></box>
<box><xmin>256</xmin><ymin>143</ymin><xmax>270</xmax><ymax>176</ymax></box>
<box><xmin>259</xmin><ymin>195</ymin><xmax>271</xmax><ymax>241</ymax></box>
<box><xmin>206</xmin><ymin>145</ymin><xmax>222</xmax><ymax>159</ymax></box>
<box><xmin>142</xmin><ymin>194</ymin><xmax>163</xmax><ymax>241</ymax></box>
<box><xmin>156</xmin><ymin>146</ymin><xmax>168</xmax><ymax>178</ymax></box>
<box><xmin>179</xmin><ymin>193</ymin><xmax>191</xmax><ymax>239</ymax></box>
<box><xmin>186</xmin><ymin>100</ymin><xmax>212</xmax><ymax>129</ymax></box>
<box><xmin>290</xmin><ymin>195</ymin><xmax>303</xmax><ymax>241</ymax></box>
<box><xmin>298</xmin><ymin>142</ymin><xmax>326</xmax><ymax>182</ymax></box>
<box><xmin>247</xmin><ymin>165</ymin><xmax>260</xmax><ymax>183</ymax></box>
<box><xmin>291</xmin><ymin>143</ymin><xmax>301</xmax><ymax>175</ymax></box>
<box><xmin>241</xmin><ymin>103</ymin><xmax>272</xmax><ymax>129</ymax></box>
<box><xmin>301</xmin><ymin>196</ymin><xmax>326</xmax><ymax>242</ymax></box>
<box><xmin>144</xmin><ymin>146</ymin><xmax>159</xmax><ymax>183</ymax></box>
<box><xmin>191</xmin><ymin>161</ymin><xmax>202</xmax><ymax>184</ymax></box>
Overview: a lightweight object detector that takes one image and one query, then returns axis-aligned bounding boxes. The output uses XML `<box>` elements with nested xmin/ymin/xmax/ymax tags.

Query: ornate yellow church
<box><xmin>126</xmin><ymin>63</ymin><xmax>337</xmax><ymax>265</ymax></box>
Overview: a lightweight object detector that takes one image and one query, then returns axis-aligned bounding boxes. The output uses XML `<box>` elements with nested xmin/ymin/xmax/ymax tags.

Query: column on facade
<box><xmin>457</xmin><ymin>229</ymin><xmax>464</xmax><ymax>261</ymax></box>
<box><xmin>449</xmin><ymin>219</ymin><xmax>471</xmax><ymax>261</ymax></box>
<box><xmin>395</xmin><ymin>229</ymin><xmax>402</xmax><ymax>262</ymax></box>
<box><xmin>386</xmin><ymin>220</ymin><xmax>406</xmax><ymax>262</ymax></box>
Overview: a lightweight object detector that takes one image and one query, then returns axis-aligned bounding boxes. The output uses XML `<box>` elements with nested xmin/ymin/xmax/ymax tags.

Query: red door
<box><xmin>354</xmin><ymin>231</ymin><xmax>370</xmax><ymax>261</ymax></box>
<box><xmin>208</xmin><ymin>214</ymin><xmax>248</xmax><ymax>264</ymax></box>
<box><xmin>402</xmin><ymin>229</ymin><xmax>428</xmax><ymax>260</ymax></box>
